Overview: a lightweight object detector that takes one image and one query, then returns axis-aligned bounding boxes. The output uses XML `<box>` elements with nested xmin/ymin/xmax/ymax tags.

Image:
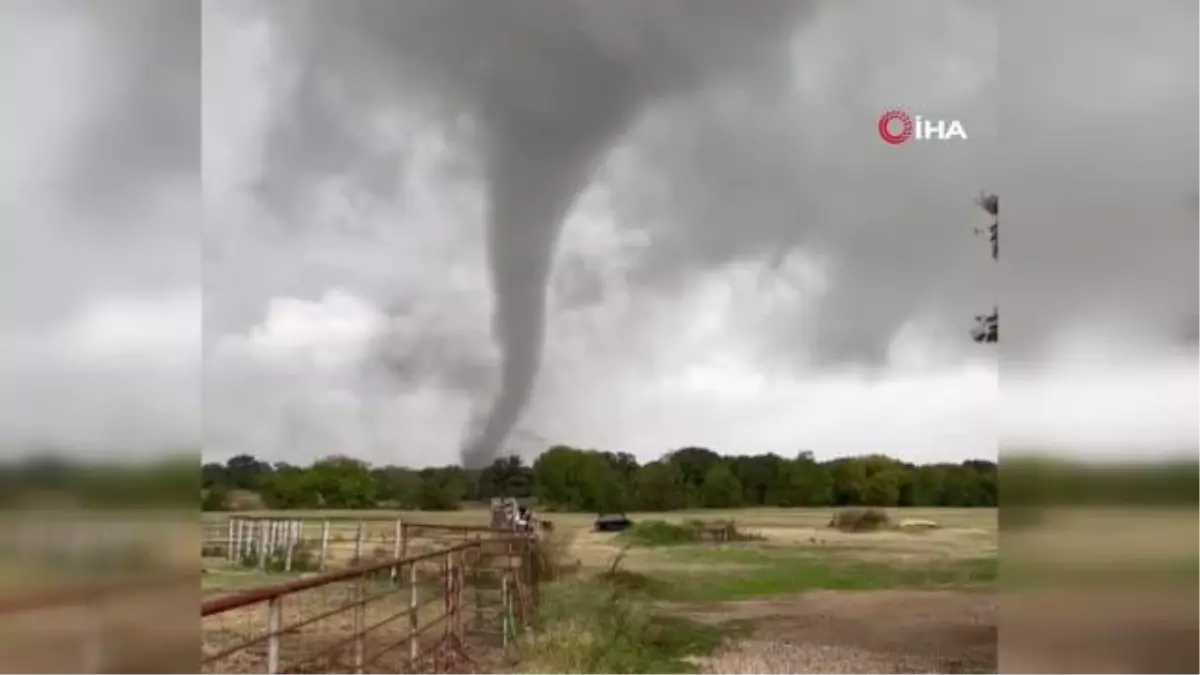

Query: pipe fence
<box><xmin>201</xmin><ymin>527</ymin><xmax>539</xmax><ymax>674</ymax></box>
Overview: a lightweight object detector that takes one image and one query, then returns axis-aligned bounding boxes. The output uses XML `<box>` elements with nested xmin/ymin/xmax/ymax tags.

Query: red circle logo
<box><xmin>878</xmin><ymin>109</ymin><xmax>913</xmax><ymax>145</ymax></box>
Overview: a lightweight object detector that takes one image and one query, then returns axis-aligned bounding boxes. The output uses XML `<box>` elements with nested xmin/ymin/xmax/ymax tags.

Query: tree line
<box><xmin>202</xmin><ymin>446</ymin><xmax>1197</xmax><ymax>513</ymax></box>
<box><xmin>202</xmin><ymin>446</ymin><xmax>1000</xmax><ymax>512</ymax></box>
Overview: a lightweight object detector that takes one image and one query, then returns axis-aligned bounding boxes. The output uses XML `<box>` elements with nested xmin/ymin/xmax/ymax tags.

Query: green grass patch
<box><xmin>520</xmin><ymin>579</ymin><xmax>748</xmax><ymax>673</ymax></box>
<box><xmin>618</xmin><ymin>521</ymin><xmax>706</xmax><ymax>546</ymax></box>
<box><xmin>636</xmin><ymin>546</ymin><xmax>996</xmax><ymax>602</ymax></box>
<box><xmin>617</xmin><ymin>519</ymin><xmax>760</xmax><ymax>547</ymax></box>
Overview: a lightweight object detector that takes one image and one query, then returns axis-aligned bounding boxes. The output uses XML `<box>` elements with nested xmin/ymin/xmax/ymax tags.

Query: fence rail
<box><xmin>201</xmin><ymin>524</ymin><xmax>539</xmax><ymax>674</ymax></box>
<box><xmin>205</xmin><ymin>517</ymin><xmax>512</xmax><ymax>574</ymax></box>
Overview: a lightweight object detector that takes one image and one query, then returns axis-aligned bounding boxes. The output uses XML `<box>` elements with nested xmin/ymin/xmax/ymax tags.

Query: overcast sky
<box><xmin>1</xmin><ymin>0</ymin><xmax>1194</xmax><ymax>468</ymax></box>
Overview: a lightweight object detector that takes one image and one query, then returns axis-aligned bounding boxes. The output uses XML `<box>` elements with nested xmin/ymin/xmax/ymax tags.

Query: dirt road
<box><xmin>673</xmin><ymin>590</ymin><xmax>997</xmax><ymax>674</ymax></box>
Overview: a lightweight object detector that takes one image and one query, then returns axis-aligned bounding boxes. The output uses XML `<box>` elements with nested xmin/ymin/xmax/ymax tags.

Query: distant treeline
<box><xmin>0</xmin><ymin>447</ymin><xmax>1190</xmax><ymax>511</ymax></box>
<box><xmin>201</xmin><ymin>447</ymin><xmax>1008</xmax><ymax>512</ymax></box>
<box><xmin>199</xmin><ymin>447</ymin><xmax>1196</xmax><ymax>512</ymax></box>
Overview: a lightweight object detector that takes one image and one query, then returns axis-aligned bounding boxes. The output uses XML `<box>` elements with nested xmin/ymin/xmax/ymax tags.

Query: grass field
<box><xmin>187</xmin><ymin>504</ymin><xmax>1200</xmax><ymax>673</ymax></box>
<box><xmin>202</xmin><ymin>506</ymin><xmax>1000</xmax><ymax>673</ymax></box>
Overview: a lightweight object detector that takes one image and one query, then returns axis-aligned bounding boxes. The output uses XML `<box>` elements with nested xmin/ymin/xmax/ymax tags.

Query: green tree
<box><xmin>701</xmin><ymin>463</ymin><xmax>743</xmax><ymax>508</ymax></box>
<box><xmin>634</xmin><ymin>461</ymin><xmax>687</xmax><ymax>511</ymax></box>
<box><xmin>666</xmin><ymin>447</ymin><xmax>721</xmax><ymax>507</ymax></box>
<box><xmin>773</xmin><ymin>453</ymin><xmax>833</xmax><ymax>506</ymax></box>
<box><xmin>480</xmin><ymin>455</ymin><xmax>534</xmax><ymax>499</ymax></box>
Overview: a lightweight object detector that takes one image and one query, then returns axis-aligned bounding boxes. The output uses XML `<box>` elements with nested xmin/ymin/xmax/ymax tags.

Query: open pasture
<box><xmin>204</xmin><ymin>507</ymin><xmax>999</xmax><ymax>673</ymax></box>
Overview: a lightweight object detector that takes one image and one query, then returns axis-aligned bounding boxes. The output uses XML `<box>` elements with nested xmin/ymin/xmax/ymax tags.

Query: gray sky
<box><xmin>1</xmin><ymin>0</ymin><xmax>1194</xmax><ymax>467</ymax></box>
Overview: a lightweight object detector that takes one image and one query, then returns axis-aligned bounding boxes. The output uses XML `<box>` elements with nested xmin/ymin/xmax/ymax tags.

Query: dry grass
<box><xmin>199</xmin><ymin>508</ymin><xmax>1001</xmax><ymax>673</ymax></box>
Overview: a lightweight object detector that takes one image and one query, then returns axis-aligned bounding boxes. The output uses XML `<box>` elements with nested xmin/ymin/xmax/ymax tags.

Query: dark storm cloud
<box><xmin>999</xmin><ymin>0</ymin><xmax>1197</xmax><ymax>363</ymax></box>
<box><xmin>211</xmin><ymin>0</ymin><xmax>1192</xmax><ymax>467</ymax></box>
<box><xmin>60</xmin><ymin>0</ymin><xmax>200</xmax><ymax>223</ymax></box>
<box><xmin>247</xmin><ymin>0</ymin><xmax>817</xmax><ymax>467</ymax></box>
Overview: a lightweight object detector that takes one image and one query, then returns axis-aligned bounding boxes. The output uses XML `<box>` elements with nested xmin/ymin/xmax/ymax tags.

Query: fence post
<box><xmin>442</xmin><ymin>551</ymin><xmax>451</xmax><ymax>646</ymax></box>
<box><xmin>229</xmin><ymin>518</ymin><xmax>238</xmax><ymax>562</ymax></box>
<box><xmin>473</xmin><ymin>539</ymin><xmax>483</xmax><ymax>631</ymax></box>
<box><xmin>391</xmin><ymin>518</ymin><xmax>402</xmax><ymax>585</ymax></box>
<box><xmin>501</xmin><ymin>574</ymin><xmax>509</xmax><ymax>649</ymax></box>
<box><xmin>267</xmin><ymin>595</ymin><xmax>282</xmax><ymax>674</ymax></box>
<box><xmin>240</xmin><ymin>516</ymin><xmax>249</xmax><ymax>559</ymax></box>
<box><xmin>408</xmin><ymin>561</ymin><xmax>419</xmax><ymax>665</ymax></box>
<box><xmin>258</xmin><ymin>520</ymin><xmax>267</xmax><ymax>570</ymax></box>
<box><xmin>353</xmin><ymin>570</ymin><xmax>366</xmax><ymax>674</ymax></box>
<box><xmin>319</xmin><ymin>520</ymin><xmax>330</xmax><ymax>571</ymax></box>
<box><xmin>455</xmin><ymin>549</ymin><xmax>465</xmax><ymax>643</ymax></box>
<box><xmin>226</xmin><ymin>518</ymin><xmax>235</xmax><ymax>563</ymax></box>
<box><xmin>354</xmin><ymin>521</ymin><xmax>364</xmax><ymax>566</ymax></box>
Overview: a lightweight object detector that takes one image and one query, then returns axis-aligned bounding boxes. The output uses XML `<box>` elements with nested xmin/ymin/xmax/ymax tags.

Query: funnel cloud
<box><xmin>458</xmin><ymin>1</ymin><xmax>811</xmax><ymax>467</ymax></box>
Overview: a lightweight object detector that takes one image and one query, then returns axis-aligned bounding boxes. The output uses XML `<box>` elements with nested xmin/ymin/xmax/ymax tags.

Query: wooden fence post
<box><xmin>354</xmin><ymin>521</ymin><xmax>364</xmax><ymax>566</ymax></box>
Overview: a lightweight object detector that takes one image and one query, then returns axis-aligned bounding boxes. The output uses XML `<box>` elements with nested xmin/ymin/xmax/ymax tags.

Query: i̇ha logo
<box><xmin>877</xmin><ymin>109</ymin><xmax>967</xmax><ymax>145</ymax></box>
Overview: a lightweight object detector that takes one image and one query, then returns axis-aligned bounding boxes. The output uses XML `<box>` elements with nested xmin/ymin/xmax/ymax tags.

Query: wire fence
<box><xmin>201</xmin><ymin>526</ymin><xmax>540</xmax><ymax>674</ymax></box>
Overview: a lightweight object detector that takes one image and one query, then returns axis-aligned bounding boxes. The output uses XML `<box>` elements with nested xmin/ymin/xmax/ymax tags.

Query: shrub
<box><xmin>828</xmin><ymin>508</ymin><xmax>891</xmax><ymax>532</ymax></box>
<box><xmin>529</xmin><ymin>530</ymin><xmax>575</xmax><ymax>582</ymax></box>
<box><xmin>619</xmin><ymin>519</ymin><xmax>760</xmax><ymax>547</ymax></box>
<box><xmin>619</xmin><ymin>520</ymin><xmax>702</xmax><ymax>546</ymax></box>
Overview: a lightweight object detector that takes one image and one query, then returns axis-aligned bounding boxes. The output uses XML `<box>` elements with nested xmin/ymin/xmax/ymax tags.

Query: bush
<box><xmin>619</xmin><ymin>519</ymin><xmax>760</xmax><ymax>547</ymax></box>
<box><xmin>529</xmin><ymin>530</ymin><xmax>575</xmax><ymax>582</ymax></box>
<box><xmin>828</xmin><ymin>508</ymin><xmax>891</xmax><ymax>532</ymax></box>
<box><xmin>620</xmin><ymin>520</ymin><xmax>702</xmax><ymax>546</ymax></box>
